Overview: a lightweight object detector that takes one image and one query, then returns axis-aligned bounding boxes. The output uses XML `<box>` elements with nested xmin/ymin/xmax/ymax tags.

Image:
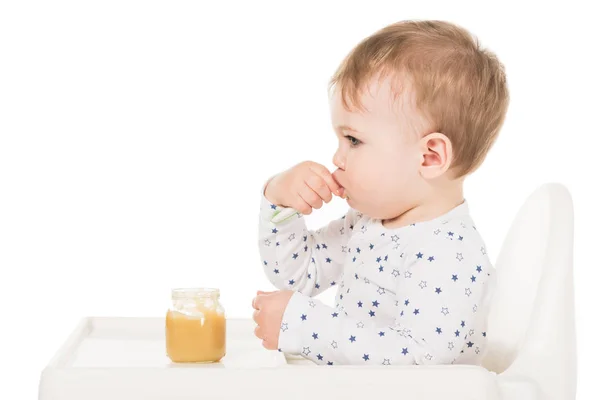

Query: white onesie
<box><xmin>258</xmin><ymin>194</ymin><xmax>496</xmax><ymax>366</ymax></box>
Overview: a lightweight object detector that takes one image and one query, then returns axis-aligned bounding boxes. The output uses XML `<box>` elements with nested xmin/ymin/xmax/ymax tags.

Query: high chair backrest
<box><xmin>481</xmin><ymin>183</ymin><xmax>576</xmax><ymax>399</ymax></box>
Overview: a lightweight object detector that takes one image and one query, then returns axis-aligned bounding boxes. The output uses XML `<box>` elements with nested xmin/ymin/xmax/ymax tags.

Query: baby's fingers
<box><xmin>305</xmin><ymin>175</ymin><xmax>333</xmax><ymax>204</ymax></box>
<box><xmin>309</xmin><ymin>164</ymin><xmax>341</xmax><ymax>197</ymax></box>
<box><xmin>298</xmin><ymin>185</ymin><xmax>323</xmax><ymax>211</ymax></box>
<box><xmin>291</xmin><ymin>194</ymin><xmax>313</xmax><ymax>215</ymax></box>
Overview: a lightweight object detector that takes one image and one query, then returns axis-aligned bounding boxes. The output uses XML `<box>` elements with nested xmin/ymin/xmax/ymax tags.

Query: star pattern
<box><xmin>259</xmin><ymin>197</ymin><xmax>492</xmax><ymax>366</ymax></box>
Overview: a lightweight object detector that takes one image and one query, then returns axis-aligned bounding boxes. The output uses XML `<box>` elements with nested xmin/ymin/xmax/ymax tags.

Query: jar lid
<box><xmin>171</xmin><ymin>288</ymin><xmax>220</xmax><ymax>299</ymax></box>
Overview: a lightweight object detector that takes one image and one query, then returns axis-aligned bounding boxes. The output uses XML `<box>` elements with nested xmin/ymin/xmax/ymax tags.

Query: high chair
<box><xmin>480</xmin><ymin>182</ymin><xmax>577</xmax><ymax>399</ymax></box>
<box><xmin>38</xmin><ymin>183</ymin><xmax>577</xmax><ymax>400</ymax></box>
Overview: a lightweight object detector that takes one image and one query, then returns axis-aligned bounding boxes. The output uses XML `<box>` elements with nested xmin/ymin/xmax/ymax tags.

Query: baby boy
<box><xmin>252</xmin><ymin>19</ymin><xmax>509</xmax><ymax>366</ymax></box>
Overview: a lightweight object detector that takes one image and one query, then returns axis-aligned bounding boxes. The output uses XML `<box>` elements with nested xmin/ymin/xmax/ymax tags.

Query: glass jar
<box><xmin>165</xmin><ymin>288</ymin><xmax>226</xmax><ymax>363</ymax></box>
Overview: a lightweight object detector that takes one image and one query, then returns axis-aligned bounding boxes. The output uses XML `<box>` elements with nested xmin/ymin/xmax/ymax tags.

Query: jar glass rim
<box><xmin>171</xmin><ymin>288</ymin><xmax>220</xmax><ymax>299</ymax></box>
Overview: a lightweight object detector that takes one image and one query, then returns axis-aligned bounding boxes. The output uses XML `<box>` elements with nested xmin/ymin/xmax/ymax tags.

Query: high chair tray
<box><xmin>39</xmin><ymin>317</ymin><xmax>499</xmax><ymax>400</ymax></box>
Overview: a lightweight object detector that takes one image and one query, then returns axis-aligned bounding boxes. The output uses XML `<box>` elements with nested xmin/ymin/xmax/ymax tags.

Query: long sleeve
<box><xmin>258</xmin><ymin>192</ymin><xmax>359</xmax><ymax>297</ymax></box>
<box><xmin>278</xmin><ymin>230</ymin><xmax>494</xmax><ymax>365</ymax></box>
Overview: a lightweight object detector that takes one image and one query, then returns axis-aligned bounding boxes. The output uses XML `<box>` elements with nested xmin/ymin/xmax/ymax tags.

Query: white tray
<box><xmin>39</xmin><ymin>317</ymin><xmax>497</xmax><ymax>400</ymax></box>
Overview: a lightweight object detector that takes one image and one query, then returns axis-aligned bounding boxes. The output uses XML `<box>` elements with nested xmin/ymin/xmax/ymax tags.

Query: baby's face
<box><xmin>330</xmin><ymin>76</ymin><xmax>429</xmax><ymax>220</ymax></box>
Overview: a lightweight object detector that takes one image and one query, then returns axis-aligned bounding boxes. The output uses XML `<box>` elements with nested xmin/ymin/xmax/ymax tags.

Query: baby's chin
<box><xmin>344</xmin><ymin>196</ymin><xmax>372</xmax><ymax>217</ymax></box>
<box><xmin>341</xmin><ymin>189</ymin><xmax>394</xmax><ymax>217</ymax></box>
<box><xmin>342</xmin><ymin>193</ymin><xmax>361</xmax><ymax>212</ymax></box>
<box><xmin>347</xmin><ymin>197</ymin><xmax>401</xmax><ymax>220</ymax></box>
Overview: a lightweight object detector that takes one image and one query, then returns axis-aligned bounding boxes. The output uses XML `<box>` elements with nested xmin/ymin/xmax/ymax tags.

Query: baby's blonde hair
<box><xmin>330</xmin><ymin>20</ymin><xmax>509</xmax><ymax>177</ymax></box>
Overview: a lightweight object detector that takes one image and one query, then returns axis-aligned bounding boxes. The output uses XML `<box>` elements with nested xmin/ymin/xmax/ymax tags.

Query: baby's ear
<box><xmin>418</xmin><ymin>132</ymin><xmax>453</xmax><ymax>179</ymax></box>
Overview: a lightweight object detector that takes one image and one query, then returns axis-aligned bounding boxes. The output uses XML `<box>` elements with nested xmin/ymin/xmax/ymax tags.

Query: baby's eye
<box><xmin>345</xmin><ymin>135</ymin><xmax>362</xmax><ymax>147</ymax></box>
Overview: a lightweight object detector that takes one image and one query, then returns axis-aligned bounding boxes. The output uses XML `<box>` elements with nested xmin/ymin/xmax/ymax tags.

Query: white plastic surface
<box><xmin>39</xmin><ymin>183</ymin><xmax>577</xmax><ymax>400</ymax></box>
<box><xmin>483</xmin><ymin>183</ymin><xmax>577</xmax><ymax>399</ymax></box>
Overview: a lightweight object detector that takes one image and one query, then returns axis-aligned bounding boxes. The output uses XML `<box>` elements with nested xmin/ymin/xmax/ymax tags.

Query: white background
<box><xmin>0</xmin><ymin>0</ymin><xmax>597</xmax><ymax>398</ymax></box>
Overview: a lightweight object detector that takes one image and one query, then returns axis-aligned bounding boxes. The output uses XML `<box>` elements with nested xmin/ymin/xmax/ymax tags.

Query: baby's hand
<box><xmin>252</xmin><ymin>290</ymin><xmax>294</xmax><ymax>350</ymax></box>
<box><xmin>264</xmin><ymin>161</ymin><xmax>342</xmax><ymax>215</ymax></box>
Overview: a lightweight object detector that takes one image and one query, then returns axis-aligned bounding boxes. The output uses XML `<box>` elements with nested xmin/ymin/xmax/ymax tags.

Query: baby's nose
<box><xmin>332</xmin><ymin>151</ymin><xmax>345</xmax><ymax>170</ymax></box>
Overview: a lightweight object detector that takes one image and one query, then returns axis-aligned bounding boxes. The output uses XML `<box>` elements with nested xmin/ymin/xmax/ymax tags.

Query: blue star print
<box><xmin>258</xmin><ymin>190</ymin><xmax>494</xmax><ymax>365</ymax></box>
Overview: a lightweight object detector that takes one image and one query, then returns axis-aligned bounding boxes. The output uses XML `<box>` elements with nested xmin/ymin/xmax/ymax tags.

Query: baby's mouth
<box><xmin>332</xmin><ymin>170</ymin><xmax>348</xmax><ymax>199</ymax></box>
<box><xmin>338</xmin><ymin>187</ymin><xmax>349</xmax><ymax>200</ymax></box>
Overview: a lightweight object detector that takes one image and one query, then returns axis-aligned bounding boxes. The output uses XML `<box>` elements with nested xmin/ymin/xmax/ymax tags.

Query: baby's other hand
<box><xmin>264</xmin><ymin>161</ymin><xmax>342</xmax><ymax>215</ymax></box>
<box><xmin>252</xmin><ymin>290</ymin><xmax>294</xmax><ymax>350</ymax></box>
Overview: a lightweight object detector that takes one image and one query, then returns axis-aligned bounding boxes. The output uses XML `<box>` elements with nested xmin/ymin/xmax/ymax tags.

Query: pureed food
<box><xmin>166</xmin><ymin>288</ymin><xmax>226</xmax><ymax>363</ymax></box>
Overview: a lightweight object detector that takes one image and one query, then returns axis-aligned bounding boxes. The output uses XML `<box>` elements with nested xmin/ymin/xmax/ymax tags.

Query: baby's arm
<box><xmin>277</xmin><ymin>237</ymin><xmax>494</xmax><ymax>365</ymax></box>
<box><xmin>258</xmin><ymin>194</ymin><xmax>358</xmax><ymax>297</ymax></box>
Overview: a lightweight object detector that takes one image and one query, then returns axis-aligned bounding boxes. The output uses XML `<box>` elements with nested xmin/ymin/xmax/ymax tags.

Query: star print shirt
<box><xmin>258</xmin><ymin>193</ymin><xmax>496</xmax><ymax>366</ymax></box>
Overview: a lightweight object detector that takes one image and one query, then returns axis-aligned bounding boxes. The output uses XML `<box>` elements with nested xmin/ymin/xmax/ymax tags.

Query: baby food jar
<box><xmin>165</xmin><ymin>288</ymin><xmax>226</xmax><ymax>363</ymax></box>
